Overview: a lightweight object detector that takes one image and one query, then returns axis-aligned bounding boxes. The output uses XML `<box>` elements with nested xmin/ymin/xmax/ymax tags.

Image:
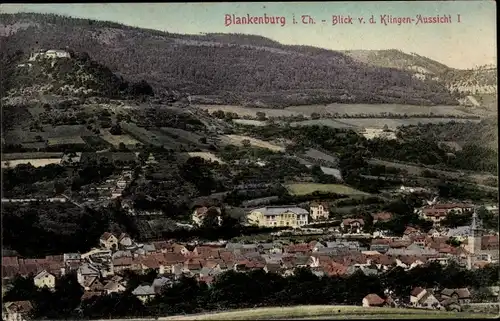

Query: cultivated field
<box><xmin>159</xmin><ymin>127</ymin><xmax>204</xmax><ymax>145</ymax></box>
<box><xmin>233</xmin><ymin>119</ymin><xmax>268</xmax><ymax>126</ymax></box>
<box><xmin>101</xmin><ymin>133</ymin><xmax>142</xmax><ymax>148</ymax></box>
<box><xmin>303</xmin><ymin>149</ymin><xmax>339</xmax><ymax>165</ymax></box>
<box><xmin>292</xmin><ymin>118</ymin><xmax>481</xmax><ymax>130</ymax></box>
<box><xmin>368</xmin><ymin>158</ymin><xmax>498</xmax><ymax>185</ymax></box>
<box><xmin>2</xmin><ymin>152</ymin><xmax>64</xmax><ymax>161</ymax></box>
<box><xmin>153</xmin><ymin>306</ymin><xmax>494</xmax><ymax>320</ymax></box>
<box><xmin>47</xmin><ymin>136</ymin><xmax>86</xmax><ymax>146</ymax></box>
<box><xmin>194</xmin><ymin>104</ymin><xmax>477</xmax><ymax>118</ymax></box>
<box><xmin>222</xmin><ymin>135</ymin><xmax>285</xmax><ymax>152</ymax></box>
<box><xmin>181</xmin><ymin>152</ymin><xmax>226</xmax><ymax>164</ymax></box>
<box><xmin>44</xmin><ymin>125</ymin><xmax>93</xmax><ymax>138</ymax></box>
<box><xmin>291</xmin><ymin>119</ymin><xmax>358</xmax><ymax>129</ymax></box>
<box><xmin>285</xmin><ymin>183</ymin><xmax>368</xmax><ymax>196</ymax></box>
<box><xmin>2</xmin><ymin>158</ymin><xmax>62</xmax><ymax>169</ymax></box>
<box><xmin>287</xmin><ymin>103</ymin><xmax>476</xmax><ymax>117</ymax></box>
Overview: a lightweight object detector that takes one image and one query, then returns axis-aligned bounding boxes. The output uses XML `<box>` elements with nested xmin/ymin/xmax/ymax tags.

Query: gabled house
<box><xmin>362</xmin><ymin>293</ymin><xmax>385</xmax><ymax>307</ymax></box>
<box><xmin>103</xmin><ymin>280</ymin><xmax>126</xmax><ymax>295</ymax></box>
<box><xmin>192</xmin><ymin>206</ymin><xmax>222</xmax><ymax>227</ymax></box>
<box><xmin>309</xmin><ymin>241</ymin><xmax>326</xmax><ymax>252</ymax></box>
<box><xmin>118</xmin><ymin>233</ymin><xmax>133</xmax><ymax>248</ymax></box>
<box><xmin>3</xmin><ymin>301</ymin><xmax>33</xmax><ymax>321</ymax></box>
<box><xmin>341</xmin><ymin>218</ymin><xmax>365</xmax><ymax>233</ymax></box>
<box><xmin>410</xmin><ymin>287</ymin><xmax>441</xmax><ymax>309</ymax></box>
<box><xmin>132</xmin><ymin>285</ymin><xmax>156</xmax><ymax>303</ymax></box>
<box><xmin>371</xmin><ymin>212</ymin><xmax>393</xmax><ymax>224</ymax></box>
<box><xmin>440</xmin><ymin>288</ymin><xmax>471</xmax><ymax>305</ymax></box>
<box><xmin>33</xmin><ymin>270</ymin><xmax>56</xmax><ymax>290</ymax></box>
<box><xmin>152</xmin><ymin>276</ymin><xmax>173</xmax><ymax>294</ymax></box>
<box><xmin>309</xmin><ymin>202</ymin><xmax>330</xmax><ymax>220</ymax></box>
<box><xmin>77</xmin><ymin>263</ymin><xmax>100</xmax><ymax>288</ymax></box>
<box><xmin>99</xmin><ymin>232</ymin><xmax>119</xmax><ymax>250</ymax></box>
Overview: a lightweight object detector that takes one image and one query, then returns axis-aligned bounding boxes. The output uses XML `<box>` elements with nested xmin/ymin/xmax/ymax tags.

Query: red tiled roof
<box><xmin>481</xmin><ymin>235</ymin><xmax>499</xmax><ymax>249</ymax></box>
<box><xmin>153</xmin><ymin>241</ymin><xmax>172</xmax><ymax>251</ymax></box>
<box><xmin>369</xmin><ymin>255</ymin><xmax>395</xmax><ymax>266</ymax></box>
<box><xmin>2</xmin><ymin>256</ymin><xmax>19</xmax><ymax>266</ymax></box>
<box><xmin>433</xmin><ymin>203</ymin><xmax>473</xmax><ymax>209</ymax></box>
<box><xmin>113</xmin><ymin>257</ymin><xmax>133</xmax><ymax>266</ymax></box>
<box><xmin>100</xmin><ymin>232</ymin><xmax>115</xmax><ymax>241</ymax></box>
<box><xmin>404</xmin><ymin>226</ymin><xmax>420</xmax><ymax>235</ymax></box>
<box><xmin>342</xmin><ymin>218</ymin><xmax>365</xmax><ymax>226</ymax></box>
<box><xmin>81</xmin><ymin>291</ymin><xmax>103</xmax><ymax>301</ymax></box>
<box><xmin>310</xmin><ymin>201</ymin><xmax>329</xmax><ymax>209</ymax></box>
<box><xmin>285</xmin><ymin>244</ymin><xmax>311</xmax><ymax>253</ymax></box>
<box><xmin>372</xmin><ymin>212</ymin><xmax>393</xmax><ymax>222</ymax></box>
<box><xmin>164</xmin><ymin>253</ymin><xmax>186</xmax><ymax>264</ymax></box>
<box><xmin>411</xmin><ymin>287</ymin><xmax>425</xmax><ymax>297</ymax></box>
<box><xmin>363</xmin><ymin>293</ymin><xmax>385</xmax><ymax>306</ymax></box>
<box><xmin>323</xmin><ymin>261</ymin><xmax>348</xmax><ymax>276</ymax></box>
<box><xmin>371</xmin><ymin>238</ymin><xmax>392</xmax><ymax>245</ymax></box>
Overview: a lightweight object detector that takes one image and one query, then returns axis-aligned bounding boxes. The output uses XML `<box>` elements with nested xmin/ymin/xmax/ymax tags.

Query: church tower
<box><xmin>467</xmin><ymin>207</ymin><xmax>483</xmax><ymax>269</ymax></box>
<box><xmin>469</xmin><ymin>207</ymin><xmax>483</xmax><ymax>255</ymax></box>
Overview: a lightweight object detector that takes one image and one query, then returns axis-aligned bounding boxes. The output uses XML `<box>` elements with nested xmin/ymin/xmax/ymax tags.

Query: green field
<box><xmin>285</xmin><ymin>183</ymin><xmax>369</xmax><ymax>196</ymax></box>
<box><xmin>156</xmin><ymin>306</ymin><xmax>496</xmax><ymax>320</ymax></box>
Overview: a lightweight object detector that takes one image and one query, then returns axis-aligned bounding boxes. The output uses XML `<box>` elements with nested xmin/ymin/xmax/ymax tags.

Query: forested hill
<box><xmin>1</xmin><ymin>13</ymin><xmax>463</xmax><ymax>107</ymax></box>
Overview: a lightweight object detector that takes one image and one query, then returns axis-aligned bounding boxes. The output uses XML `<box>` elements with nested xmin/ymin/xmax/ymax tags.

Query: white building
<box><xmin>309</xmin><ymin>202</ymin><xmax>330</xmax><ymax>220</ymax></box>
<box><xmin>33</xmin><ymin>270</ymin><xmax>56</xmax><ymax>290</ymax></box>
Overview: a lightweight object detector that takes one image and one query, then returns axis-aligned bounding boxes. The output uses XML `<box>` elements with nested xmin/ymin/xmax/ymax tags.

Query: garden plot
<box><xmin>101</xmin><ymin>133</ymin><xmax>142</xmax><ymax>148</ymax></box>
<box><xmin>222</xmin><ymin>135</ymin><xmax>285</xmax><ymax>152</ymax></box>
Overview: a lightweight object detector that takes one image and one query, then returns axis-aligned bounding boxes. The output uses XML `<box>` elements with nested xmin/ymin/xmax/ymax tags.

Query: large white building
<box><xmin>247</xmin><ymin>206</ymin><xmax>309</xmax><ymax>228</ymax></box>
<box><xmin>29</xmin><ymin>49</ymin><xmax>71</xmax><ymax>61</ymax></box>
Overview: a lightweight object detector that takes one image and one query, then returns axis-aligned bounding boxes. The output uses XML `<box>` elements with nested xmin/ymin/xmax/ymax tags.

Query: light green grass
<box><xmin>285</xmin><ymin>183</ymin><xmax>369</xmax><ymax>196</ymax></box>
<box><xmin>159</xmin><ymin>305</ymin><xmax>496</xmax><ymax>320</ymax></box>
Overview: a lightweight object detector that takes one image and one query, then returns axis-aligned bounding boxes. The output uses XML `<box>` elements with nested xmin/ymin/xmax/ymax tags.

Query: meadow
<box><xmin>285</xmin><ymin>183</ymin><xmax>368</xmax><ymax>196</ymax></box>
<box><xmin>153</xmin><ymin>305</ymin><xmax>494</xmax><ymax>320</ymax></box>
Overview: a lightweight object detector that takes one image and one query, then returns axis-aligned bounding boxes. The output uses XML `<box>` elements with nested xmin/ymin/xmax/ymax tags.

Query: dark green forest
<box><xmin>1</xmin><ymin>13</ymin><xmax>459</xmax><ymax>106</ymax></box>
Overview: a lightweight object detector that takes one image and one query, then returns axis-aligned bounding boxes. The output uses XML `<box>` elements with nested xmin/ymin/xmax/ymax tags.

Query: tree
<box><xmin>256</xmin><ymin>111</ymin><xmax>267</xmax><ymax>121</ymax></box>
<box><xmin>241</xmin><ymin>139</ymin><xmax>251</xmax><ymax>148</ymax></box>
<box><xmin>109</xmin><ymin>123</ymin><xmax>122</xmax><ymax>135</ymax></box>
<box><xmin>311</xmin><ymin>112</ymin><xmax>320</xmax><ymax>120</ymax></box>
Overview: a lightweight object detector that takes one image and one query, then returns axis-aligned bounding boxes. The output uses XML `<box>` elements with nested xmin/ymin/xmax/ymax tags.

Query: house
<box><xmin>410</xmin><ymin>287</ymin><xmax>441</xmax><ymax>308</ymax></box>
<box><xmin>309</xmin><ymin>202</ymin><xmax>330</xmax><ymax>220</ymax></box>
<box><xmin>152</xmin><ymin>277</ymin><xmax>173</xmax><ymax>294</ymax></box>
<box><xmin>132</xmin><ymin>285</ymin><xmax>156</xmax><ymax>303</ymax></box>
<box><xmin>192</xmin><ymin>206</ymin><xmax>222</xmax><ymax>227</ymax></box>
<box><xmin>362</xmin><ymin>293</ymin><xmax>385</xmax><ymax>307</ymax></box>
<box><xmin>3</xmin><ymin>301</ymin><xmax>33</xmax><ymax>321</ymax></box>
<box><xmin>99</xmin><ymin>232</ymin><xmax>119</xmax><ymax>250</ymax></box>
<box><xmin>309</xmin><ymin>241</ymin><xmax>326</xmax><ymax>252</ymax></box>
<box><xmin>118</xmin><ymin>233</ymin><xmax>133</xmax><ymax>248</ymax></box>
<box><xmin>419</xmin><ymin>204</ymin><xmax>474</xmax><ymax>226</ymax></box>
<box><xmin>33</xmin><ymin>270</ymin><xmax>56</xmax><ymax>290</ymax></box>
<box><xmin>103</xmin><ymin>280</ymin><xmax>126</xmax><ymax>295</ymax></box>
<box><xmin>440</xmin><ymin>288</ymin><xmax>471</xmax><ymax>304</ymax></box>
<box><xmin>77</xmin><ymin>263</ymin><xmax>100</xmax><ymax>288</ymax></box>
<box><xmin>372</xmin><ymin>212</ymin><xmax>393</xmax><ymax>224</ymax></box>
<box><xmin>370</xmin><ymin>244</ymin><xmax>390</xmax><ymax>254</ymax></box>
<box><xmin>341</xmin><ymin>218</ymin><xmax>365</xmax><ymax>233</ymax></box>
<box><xmin>247</xmin><ymin>206</ymin><xmax>309</xmax><ymax>228</ymax></box>
<box><xmin>44</xmin><ymin>49</ymin><xmax>71</xmax><ymax>59</ymax></box>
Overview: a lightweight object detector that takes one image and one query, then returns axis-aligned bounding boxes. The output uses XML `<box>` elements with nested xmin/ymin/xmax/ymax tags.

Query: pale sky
<box><xmin>0</xmin><ymin>2</ymin><xmax>497</xmax><ymax>69</ymax></box>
